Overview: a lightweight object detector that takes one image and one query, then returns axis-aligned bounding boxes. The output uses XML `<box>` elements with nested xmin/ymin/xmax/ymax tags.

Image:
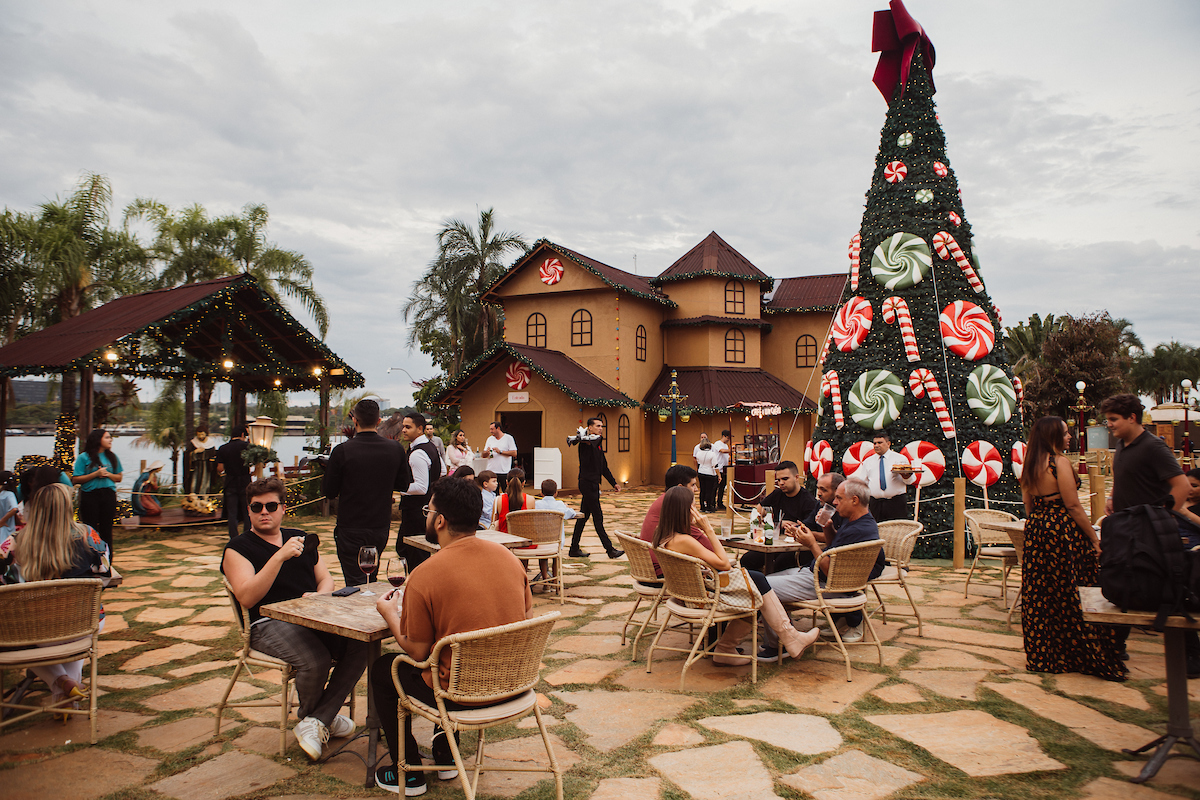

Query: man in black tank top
<box><xmin>397</xmin><ymin>412</ymin><xmax>443</xmax><ymax>568</ymax></box>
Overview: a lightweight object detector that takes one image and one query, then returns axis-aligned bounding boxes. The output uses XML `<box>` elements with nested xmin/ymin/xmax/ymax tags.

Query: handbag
<box><xmin>704</xmin><ymin>565</ymin><xmax>761</xmax><ymax>612</ymax></box>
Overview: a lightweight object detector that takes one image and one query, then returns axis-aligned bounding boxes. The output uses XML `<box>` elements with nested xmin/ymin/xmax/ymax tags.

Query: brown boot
<box><xmin>712</xmin><ymin>619</ymin><xmax>753</xmax><ymax>665</ymax></box>
<box><xmin>761</xmin><ymin>592</ymin><xmax>820</xmax><ymax>660</ymax></box>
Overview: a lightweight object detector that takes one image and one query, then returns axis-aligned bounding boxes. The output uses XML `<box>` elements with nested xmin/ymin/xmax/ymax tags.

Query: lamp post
<box><xmin>1182</xmin><ymin>379</ymin><xmax>1194</xmax><ymax>459</ymax></box>
<box><xmin>247</xmin><ymin>415</ymin><xmax>278</xmax><ymax>479</ymax></box>
<box><xmin>1069</xmin><ymin>380</ymin><xmax>1089</xmax><ymax>474</ymax></box>
<box><xmin>658</xmin><ymin>369</ymin><xmax>689</xmax><ymax>466</ymax></box>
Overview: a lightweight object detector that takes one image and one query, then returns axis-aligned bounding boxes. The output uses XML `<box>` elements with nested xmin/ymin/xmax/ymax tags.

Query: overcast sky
<box><xmin>2</xmin><ymin>0</ymin><xmax>1197</xmax><ymax>409</ymax></box>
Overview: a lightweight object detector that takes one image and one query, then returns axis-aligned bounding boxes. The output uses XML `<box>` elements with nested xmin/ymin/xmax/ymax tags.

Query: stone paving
<box><xmin>1</xmin><ymin>489</ymin><xmax>1198</xmax><ymax>800</ymax></box>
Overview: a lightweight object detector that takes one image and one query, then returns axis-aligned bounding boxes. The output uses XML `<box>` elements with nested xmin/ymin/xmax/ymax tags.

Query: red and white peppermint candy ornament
<box><xmin>842</xmin><ymin>441</ymin><xmax>875</xmax><ymax>481</ymax></box>
<box><xmin>947</xmin><ymin>211</ymin><xmax>962</xmax><ymax>226</ymax></box>
<box><xmin>940</xmin><ymin>300</ymin><xmax>996</xmax><ymax>361</ymax></box>
<box><xmin>809</xmin><ymin>440</ymin><xmax>833</xmax><ymax>480</ymax></box>
<box><xmin>901</xmin><ymin>440</ymin><xmax>945</xmax><ymax>487</ymax></box>
<box><xmin>505</xmin><ymin>360</ymin><xmax>531</xmax><ymax>390</ymax></box>
<box><xmin>539</xmin><ymin>257</ymin><xmax>564</xmax><ymax>285</ymax></box>
<box><xmin>963</xmin><ymin>440</ymin><xmax>1003</xmax><ymax>487</ymax></box>
<box><xmin>1011</xmin><ymin>441</ymin><xmax>1027</xmax><ymax>481</ymax></box>
<box><xmin>933</xmin><ymin>161</ymin><xmax>948</xmax><ymax>177</ymax></box>
<box><xmin>884</xmin><ymin>161</ymin><xmax>908</xmax><ymax>183</ymax></box>
<box><xmin>831</xmin><ymin>296</ymin><xmax>873</xmax><ymax>352</ymax></box>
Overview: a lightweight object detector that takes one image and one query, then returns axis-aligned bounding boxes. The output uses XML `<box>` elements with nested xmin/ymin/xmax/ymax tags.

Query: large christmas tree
<box><xmin>807</xmin><ymin>1</ymin><xmax>1024</xmax><ymax>557</ymax></box>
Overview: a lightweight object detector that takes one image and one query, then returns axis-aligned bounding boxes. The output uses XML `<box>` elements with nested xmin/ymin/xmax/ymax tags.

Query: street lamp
<box><xmin>1182</xmin><ymin>379</ymin><xmax>1194</xmax><ymax>458</ymax></box>
<box><xmin>1069</xmin><ymin>380</ymin><xmax>1089</xmax><ymax>474</ymax></box>
<box><xmin>658</xmin><ymin>369</ymin><xmax>689</xmax><ymax>466</ymax></box>
<box><xmin>248</xmin><ymin>415</ymin><xmax>278</xmax><ymax>450</ymax></box>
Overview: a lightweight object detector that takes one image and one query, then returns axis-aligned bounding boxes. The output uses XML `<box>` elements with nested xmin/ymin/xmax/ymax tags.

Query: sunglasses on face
<box><xmin>250</xmin><ymin>501</ymin><xmax>281</xmax><ymax>513</ymax></box>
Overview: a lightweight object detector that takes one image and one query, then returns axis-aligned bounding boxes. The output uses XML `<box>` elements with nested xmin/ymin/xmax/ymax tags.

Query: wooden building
<box><xmin>436</xmin><ymin>233</ymin><xmax>843</xmax><ymax>490</ymax></box>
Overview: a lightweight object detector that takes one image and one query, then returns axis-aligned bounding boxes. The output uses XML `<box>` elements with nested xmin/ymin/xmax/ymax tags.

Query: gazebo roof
<box><xmin>0</xmin><ymin>274</ymin><xmax>361</xmax><ymax>391</ymax></box>
<box><xmin>642</xmin><ymin>365</ymin><xmax>816</xmax><ymax>415</ymax></box>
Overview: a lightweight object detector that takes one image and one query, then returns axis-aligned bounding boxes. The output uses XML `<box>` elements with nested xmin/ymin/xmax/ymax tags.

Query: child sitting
<box><xmin>531</xmin><ymin>479</ymin><xmax>577</xmax><ymax>589</ymax></box>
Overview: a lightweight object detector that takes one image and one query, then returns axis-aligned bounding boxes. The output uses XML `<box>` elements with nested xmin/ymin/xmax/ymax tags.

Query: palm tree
<box><xmin>403</xmin><ymin>208</ymin><xmax>526</xmax><ymax>375</ymax></box>
<box><xmin>1130</xmin><ymin>342</ymin><xmax>1200</xmax><ymax>405</ymax></box>
<box><xmin>1003</xmin><ymin>313</ymin><xmax>1066</xmax><ymax>380</ymax></box>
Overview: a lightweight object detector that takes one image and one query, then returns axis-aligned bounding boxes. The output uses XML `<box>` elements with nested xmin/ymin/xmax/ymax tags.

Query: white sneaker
<box><xmin>295</xmin><ymin>716</ymin><xmax>329</xmax><ymax>760</ymax></box>
<box><xmin>820</xmin><ymin>622</ymin><xmax>864</xmax><ymax>643</ymax></box>
<box><xmin>329</xmin><ymin>714</ymin><xmax>355</xmax><ymax>738</ymax></box>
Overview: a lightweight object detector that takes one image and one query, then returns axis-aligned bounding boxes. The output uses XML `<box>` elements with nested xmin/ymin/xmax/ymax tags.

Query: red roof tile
<box><xmin>485</xmin><ymin>240</ymin><xmax>675</xmax><ymax>307</ymax></box>
<box><xmin>661</xmin><ymin>316</ymin><xmax>772</xmax><ymax>331</ymax></box>
<box><xmin>642</xmin><ymin>366</ymin><xmax>816</xmax><ymax>414</ymax></box>
<box><xmin>764</xmin><ymin>274</ymin><xmax>846</xmax><ymax>313</ymax></box>
<box><xmin>652</xmin><ymin>232</ymin><xmax>773</xmax><ymax>288</ymax></box>
<box><xmin>436</xmin><ymin>342</ymin><xmax>637</xmax><ymax>408</ymax></box>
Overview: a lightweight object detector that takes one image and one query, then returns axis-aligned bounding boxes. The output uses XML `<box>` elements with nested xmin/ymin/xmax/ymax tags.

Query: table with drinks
<box><xmin>401</xmin><ymin>530</ymin><xmax>533</xmax><ymax>555</ymax></box>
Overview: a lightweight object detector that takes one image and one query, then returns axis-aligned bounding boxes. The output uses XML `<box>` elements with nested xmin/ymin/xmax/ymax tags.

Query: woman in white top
<box><xmin>445</xmin><ymin>430</ymin><xmax>473</xmax><ymax>472</ymax></box>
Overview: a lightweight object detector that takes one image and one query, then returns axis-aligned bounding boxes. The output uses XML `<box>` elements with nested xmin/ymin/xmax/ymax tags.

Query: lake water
<box><xmin>1</xmin><ymin>433</ymin><xmax>346</xmax><ymax>489</ymax></box>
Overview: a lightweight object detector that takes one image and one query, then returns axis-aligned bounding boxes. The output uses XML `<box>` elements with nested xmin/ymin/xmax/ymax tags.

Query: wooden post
<box><xmin>318</xmin><ymin>372</ymin><xmax>330</xmax><ymax>452</ymax></box>
<box><xmin>78</xmin><ymin>367</ymin><xmax>94</xmax><ymax>440</ymax></box>
<box><xmin>1088</xmin><ymin>466</ymin><xmax>1105</xmax><ymax>522</ymax></box>
<box><xmin>953</xmin><ymin>477</ymin><xmax>966</xmax><ymax>569</ymax></box>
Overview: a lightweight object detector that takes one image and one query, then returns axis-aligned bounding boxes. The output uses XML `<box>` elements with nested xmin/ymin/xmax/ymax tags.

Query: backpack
<box><xmin>1098</xmin><ymin>504</ymin><xmax>1200</xmax><ymax>630</ymax></box>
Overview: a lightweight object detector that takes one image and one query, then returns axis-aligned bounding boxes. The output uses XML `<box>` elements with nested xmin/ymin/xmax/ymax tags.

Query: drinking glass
<box><xmin>815</xmin><ymin>503</ymin><xmax>835</xmax><ymax>527</ymax></box>
<box><xmin>387</xmin><ymin>558</ymin><xmax>408</xmax><ymax>588</ymax></box>
<box><xmin>358</xmin><ymin>545</ymin><xmax>379</xmax><ymax>590</ymax></box>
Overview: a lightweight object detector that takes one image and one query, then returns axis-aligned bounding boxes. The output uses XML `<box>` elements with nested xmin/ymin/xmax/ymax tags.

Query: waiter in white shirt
<box><xmin>397</xmin><ymin>412</ymin><xmax>442</xmax><ymax>567</ymax></box>
<box><xmin>862</xmin><ymin>432</ymin><xmax>914</xmax><ymax>522</ymax></box>
<box><xmin>482</xmin><ymin>420</ymin><xmax>518</xmax><ymax>474</ymax></box>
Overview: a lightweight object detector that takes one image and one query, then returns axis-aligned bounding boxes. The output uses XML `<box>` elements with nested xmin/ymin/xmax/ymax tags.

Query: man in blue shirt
<box><xmin>757</xmin><ymin>478</ymin><xmax>884</xmax><ymax>662</ymax></box>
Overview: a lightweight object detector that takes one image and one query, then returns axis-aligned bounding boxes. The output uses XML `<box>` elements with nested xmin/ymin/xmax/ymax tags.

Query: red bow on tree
<box><xmin>871</xmin><ymin>0</ymin><xmax>936</xmax><ymax>102</ymax></box>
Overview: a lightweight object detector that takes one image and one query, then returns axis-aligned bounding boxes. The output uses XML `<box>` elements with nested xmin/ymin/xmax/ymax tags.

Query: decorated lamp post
<box><xmin>658</xmin><ymin>369</ymin><xmax>690</xmax><ymax>466</ymax></box>
<box><xmin>1069</xmin><ymin>381</ymin><xmax>1089</xmax><ymax>473</ymax></box>
<box><xmin>1182</xmin><ymin>379</ymin><xmax>1193</xmax><ymax>459</ymax></box>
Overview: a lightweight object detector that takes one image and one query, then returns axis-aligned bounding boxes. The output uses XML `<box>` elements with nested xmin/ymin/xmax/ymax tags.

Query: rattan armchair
<box><xmin>964</xmin><ymin>509</ymin><xmax>1020</xmax><ymax>606</ymax></box>
<box><xmin>213</xmin><ymin>577</ymin><xmax>355</xmax><ymax>755</ymax></box>
<box><xmin>868</xmin><ymin>520</ymin><xmax>924</xmax><ymax>636</ymax></box>
<box><xmin>390</xmin><ymin>612</ymin><xmax>563</xmax><ymax>800</ymax></box>
<box><xmin>785</xmin><ymin>540</ymin><xmax>884</xmax><ymax>681</ymax></box>
<box><xmin>505</xmin><ymin>509</ymin><xmax>565</xmax><ymax>603</ymax></box>
<box><xmin>614</xmin><ymin>531</ymin><xmax>668</xmax><ymax>661</ymax></box>
<box><xmin>0</xmin><ymin>578</ymin><xmax>103</xmax><ymax>743</ymax></box>
<box><xmin>645</xmin><ymin>547</ymin><xmax>760</xmax><ymax>690</ymax></box>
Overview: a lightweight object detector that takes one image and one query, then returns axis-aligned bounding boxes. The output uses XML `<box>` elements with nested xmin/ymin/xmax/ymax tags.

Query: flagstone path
<box><xmin>1</xmin><ymin>489</ymin><xmax>1197</xmax><ymax>799</ymax></box>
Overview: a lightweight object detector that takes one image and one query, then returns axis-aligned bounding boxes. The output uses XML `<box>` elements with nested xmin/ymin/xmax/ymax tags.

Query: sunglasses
<box><xmin>249</xmin><ymin>501</ymin><xmax>281</xmax><ymax>513</ymax></box>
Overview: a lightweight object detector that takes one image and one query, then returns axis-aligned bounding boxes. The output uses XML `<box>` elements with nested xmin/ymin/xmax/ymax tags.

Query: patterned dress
<box><xmin>1021</xmin><ymin>459</ymin><xmax>1126</xmax><ymax>680</ymax></box>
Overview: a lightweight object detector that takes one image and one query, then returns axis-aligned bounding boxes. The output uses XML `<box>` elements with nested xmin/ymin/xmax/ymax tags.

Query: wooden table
<box><xmin>261</xmin><ymin>582</ymin><xmax>395</xmax><ymax>788</ymax></box>
<box><xmin>978</xmin><ymin>519</ymin><xmax>1025</xmax><ymax>537</ymax></box>
<box><xmin>721</xmin><ymin>536</ymin><xmax>805</xmax><ymax>574</ymax></box>
<box><xmin>402</xmin><ymin>530</ymin><xmax>532</xmax><ymax>555</ymax></box>
<box><xmin>1079</xmin><ymin>586</ymin><xmax>1200</xmax><ymax>782</ymax></box>
<box><xmin>103</xmin><ymin>567</ymin><xmax>122</xmax><ymax>589</ymax></box>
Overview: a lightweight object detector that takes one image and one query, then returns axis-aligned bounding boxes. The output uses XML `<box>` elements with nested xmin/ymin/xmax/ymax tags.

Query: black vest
<box><xmin>399</xmin><ymin>441</ymin><xmax>443</xmax><ymax>533</ymax></box>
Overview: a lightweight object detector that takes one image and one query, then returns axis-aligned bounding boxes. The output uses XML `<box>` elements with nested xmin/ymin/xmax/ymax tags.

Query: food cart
<box><xmin>727</xmin><ymin>402</ymin><xmax>782</xmax><ymax>506</ymax></box>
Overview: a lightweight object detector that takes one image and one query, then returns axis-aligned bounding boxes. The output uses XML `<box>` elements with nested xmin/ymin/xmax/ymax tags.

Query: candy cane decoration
<box><xmin>909</xmin><ymin>368</ymin><xmax>956</xmax><ymax>438</ymax></box>
<box><xmin>1012</xmin><ymin>375</ymin><xmax>1024</xmax><ymax>405</ymax></box>
<box><xmin>992</xmin><ymin>303</ymin><xmax>1002</xmax><ymax>326</ymax></box>
<box><xmin>822</xmin><ymin>370</ymin><xmax>844</xmax><ymax>429</ymax></box>
<box><xmin>882</xmin><ymin>296</ymin><xmax>921</xmax><ymax>362</ymax></box>
<box><xmin>819</xmin><ymin>328</ymin><xmax>833</xmax><ymax>368</ymax></box>
<box><xmin>848</xmin><ymin>233</ymin><xmax>862</xmax><ymax>291</ymax></box>
<box><xmin>932</xmin><ymin>231</ymin><xmax>984</xmax><ymax>294</ymax></box>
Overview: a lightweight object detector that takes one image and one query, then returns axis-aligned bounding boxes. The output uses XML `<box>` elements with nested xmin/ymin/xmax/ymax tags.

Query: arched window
<box><xmin>571</xmin><ymin>309</ymin><xmax>592</xmax><ymax>347</ymax></box>
<box><xmin>635</xmin><ymin>325</ymin><xmax>647</xmax><ymax>361</ymax></box>
<box><xmin>618</xmin><ymin>414</ymin><xmax>631</xmax><ymax>452</ymax></box>
<box><xmin>526</xmin><ymin>313</ymin><xmax>547</xmax><ymax>348</ymax></box>
<box><xmin>725</xmin><ymin>280</ymin><xmax>745</xmax><ymax>315</ymax></box>
<box><xmin>725</xmin><ymin>328</ymin><xmax>745</xmax><ymax>364</ymax></box>
<box><xmin>597</xmin><ymin>412</ymin><xmax>608</xmax><ymax>452</ymax></box>
<box><xmin>795</xmin><ymin>334</ymin><xmax>817</xmax><ymax>368</ymax></box>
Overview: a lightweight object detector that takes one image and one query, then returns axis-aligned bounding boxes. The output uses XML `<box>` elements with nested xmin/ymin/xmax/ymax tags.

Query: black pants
<box><xmin>716</xmin><ymin>467</ymin><xmax>728</xmax><ymax>509</ymax></box>
<box><xmin>371</xmin><ymin>654</ymin><xmax>463</xmax><ymax>767</ymax></box>
<box><xmin>570</xmin><ymin>480</ymin><xmax>615</xmax><ymax>553</ymax></box>
<box><xmin>869</xmin><ymin>494</ymin><xmax>907</xmax><ymax>522</ymax></box>
<box><xmin>698</xmin><ymin>473</ymin><xmax>718</xmax><ymax>512</ymax></box>
<box><xmin>79</xmin><ymin>487</ymin><xmax>116</xmax><ymax>557</ymax></box>
<box><xmin>739</xmin><ymin>550</ymin><xmax>810</xmax><ymax>575</ymax></box>
<box><xmin>224</xmin><ymin>487</ymin><xmax>250</xmax><ymax>540</ymax></box>
<box><xmin>334</xmin><ymin>526</ymin><xmax>390</xmax><ymax>586</ymax></box>
<box><xmin>396</xmin><ymin>510</ymin><xmax>431</xmax><ymax>569</ymax></box>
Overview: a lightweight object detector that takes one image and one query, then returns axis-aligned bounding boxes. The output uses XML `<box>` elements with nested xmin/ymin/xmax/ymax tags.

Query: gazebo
<box><xmin>0</xmin><ymin>274</ymin><xmax>363</xmax><ymax>466</ymax></box>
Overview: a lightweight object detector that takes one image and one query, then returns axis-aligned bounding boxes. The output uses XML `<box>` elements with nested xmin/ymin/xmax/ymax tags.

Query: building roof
<box><xmin>651</xmin><ymin>232</ymin><xmax>774</xmax><ymax>289</ymax></box>
<box><xmin>435</xmin><ymin>342</ymin><xmax>638</xmax><ymax>408</ymax></box>
<box><xmin>661</xmin><ymin>315</ymin><xmax>772</xmax><ymax>332</ymax></box>
<box><xmin>763</xmin><ymin>274</ymin><xmax>846</xmax><ymax>313</ymax></box>
<box><xmin>484</xmin><ymin>240</ymin><xmax>675</xmax><ymax>307</ymax></box>
<box><xmin>642</xmin><ymin>366</ymin><xmax>817</xmax><ymax>415</ymax></box>
<box><xmin>0</xmin><ymin>274</ymin><xmax>362</xmax><ymax>391</ymax></box>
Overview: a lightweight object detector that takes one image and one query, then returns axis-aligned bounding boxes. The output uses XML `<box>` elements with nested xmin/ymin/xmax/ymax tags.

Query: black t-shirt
<box><xmin>223</xmin><ymin>527</ymin><xmax>317</xmax><ymax>621</ymax></box>
<box><xmin>1112</xmin><ymin>431</ymin><xmax>1183</xmax><ymax>512</ymax></box>
<box><xmin>216</xmin><ymin>439</ymin><xmax>252</xmax><ymax>491</ymax></box>
<box><xmin>761</xmin><ymin>487</ymin><xmax>816</xmax><ymax>528</ymax></box>
<box><xmin>323</xmin><ymin>431</ymin><xmax>411</xmax><ymax>531</ymax></box>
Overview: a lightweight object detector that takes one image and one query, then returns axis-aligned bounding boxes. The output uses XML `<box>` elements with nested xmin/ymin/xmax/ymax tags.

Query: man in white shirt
<box><xmin>397</xmin><ymin>412</ymin><xmax>443</xmax><ymax>567</ymax></box>
<box><xmin>482</xmin><ymin>421</ymin><xmax>517</xmax><ymax>474</ymax></box>
<box><xmin>714</xmin><ymin>430</ymin><xmax>732</xmax><ymax>511</ymax></box>
<box><xmin>862</xmin><ymin>432</ymin><xmax>914</xmax><ymax>522</ymax></box>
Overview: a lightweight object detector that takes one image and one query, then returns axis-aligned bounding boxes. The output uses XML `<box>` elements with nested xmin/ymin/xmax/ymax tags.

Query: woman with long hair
<box><xmin>653</xmin><ymin>485</ymin><xmax>820</xmax><ymax>664</ymax></box>
<box><xmin>1019</xmin><ymin>416</ymin><xmax>1124</xmax><ymax>679</ymax></box>
<box><xmin>445</xmin><ymin>430</ymin><xmax>472</xmax><ymax>472</ymax></box>
<box><xmin>14</xmin><ymin>484</ymin><xmax>108</xmax><ymax>709</ymax></box>
<box><xmin>492</xmin><ymin>468</ymin><xmax>532</xmax><ymax>533</ymax></box>
<box><xmin>72</xmin><ymin>428</ymin><xmax>123</xmax><ymax>556</ymax></box>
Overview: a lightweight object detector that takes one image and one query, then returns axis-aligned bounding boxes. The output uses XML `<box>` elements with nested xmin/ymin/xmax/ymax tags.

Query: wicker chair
<box><xmin>505</xmin><ymin>509</ymin><xmax>565</xmax><ymax>603</ymax></box>
<box><xmin>868</xmin><ymin>520</ymin><xmax>924</xmax><ymax>636</ymax></box>
<box><xmin>0</xmin><ymin>578</ymin><xmax>103</xmax><ymax>743</ymax></box>
<box><xmin>1004</xmin><ymin>524</ymin><xmax>1026</xmax><ymax>629</ymax></box>
<box><xmin>785</xmin><ymin>540</ymin><xmax>884</xmax><ymax>682</ymax></box>
<box><xmin>645</xmin><ymin>547</ymin><xmax>760</xmax><ymax>690</ymax></box>
<box><xmin>390</xmin><ymin>612</ymin><xmax>563</xmax><ymax>800</ymax></box>
<box><xmin>963</xmin><ymin>509</ymin><xmax>1021</xmax><ymax>606</ymax></box>
<box><xmin>614</xmin><ymin>531</ymin><xmax>668</xmax><ymax>661</ymax></box>
<box><xmin>213</xmin><ymin>577</ymin><xmax>355</xmax><ymax>755</ymax></box>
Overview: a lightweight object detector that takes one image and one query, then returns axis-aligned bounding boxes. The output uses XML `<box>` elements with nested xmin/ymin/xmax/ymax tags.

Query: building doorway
<box><xmin>499</xmin><ymin>411</ymin><xmax>542</xmax><ymax>481</ymax></box>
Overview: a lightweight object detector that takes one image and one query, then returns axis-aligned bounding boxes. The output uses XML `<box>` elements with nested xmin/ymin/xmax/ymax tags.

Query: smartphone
<box><xmin>332</xmin><ymin>585</ymin><xmax>360</xmax><ymax>597</ymax></box>
<box><xmin>303</xmin><ymin>533</ymin><xmax>320</xmax><ymax>557</ymax></box>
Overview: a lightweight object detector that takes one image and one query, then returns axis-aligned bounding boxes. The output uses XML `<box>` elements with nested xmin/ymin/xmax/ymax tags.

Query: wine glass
<box><xmin>358</xmin><ymin>545</ymin><xmax>378</xmax><ymax>592</ymax></box>
<box><xmin>387</xmin><ymin>558</ymin><xmax>408</xmax><ymax>588</ymax></box>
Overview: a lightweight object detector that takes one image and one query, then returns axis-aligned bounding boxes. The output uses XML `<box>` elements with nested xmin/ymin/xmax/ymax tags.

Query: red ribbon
<box><xmin>872</xmin><ymin>0</ymin><xmax>936</xmax><ymax>102</ymax></box>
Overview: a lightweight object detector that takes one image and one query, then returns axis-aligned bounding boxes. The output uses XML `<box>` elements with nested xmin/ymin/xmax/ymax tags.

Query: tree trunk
<box><xmin>198</xmin><ymin>377</ymin><xmax>213</xmax><ymax>433</ymax></box>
